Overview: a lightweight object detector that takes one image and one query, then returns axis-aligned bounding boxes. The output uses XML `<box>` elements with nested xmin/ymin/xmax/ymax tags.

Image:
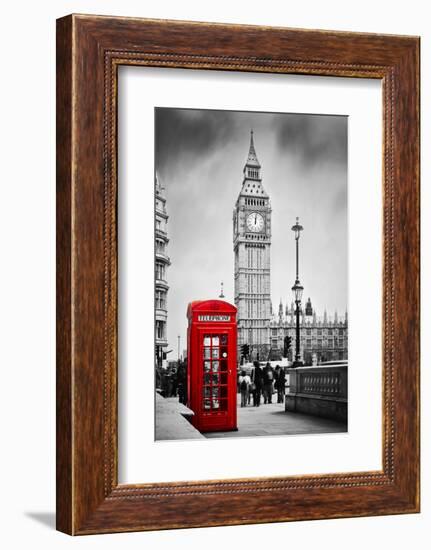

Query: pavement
<box><xmin>156</xmin><ymin>393</ymin><xmax>347</xmax><ymax>441</ymax></box>
<box><xmin>204</xmin><ymin>394</ymin><xmax>347</xmax><ymax>439</ymax></box>
<box><xmin>155</xmin><ymin>393</ymin><xmax>205</xmax><ymax>441</ymax></box>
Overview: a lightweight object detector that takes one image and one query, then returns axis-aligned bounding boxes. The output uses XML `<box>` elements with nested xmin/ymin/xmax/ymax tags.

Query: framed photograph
<box><xmin>56</xmin><ymin>15</ymin><xmax>420</xmax><ymax>534</ymax></box>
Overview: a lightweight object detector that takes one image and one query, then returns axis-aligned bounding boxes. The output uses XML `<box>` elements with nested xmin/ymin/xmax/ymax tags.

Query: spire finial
<box><xmin>244</xmin><ymin>129</ymin><xmax>260</xmax><ymax>169</ymax></box>
<box><xmin>249</xmin><ymin>128</ymin><xmax>256</xmax><ymax>154</ymax></box>
<box><xmin>219</xmin><ymin>281</ymin><xmax>225</xmax><ymax>299</ymax></box>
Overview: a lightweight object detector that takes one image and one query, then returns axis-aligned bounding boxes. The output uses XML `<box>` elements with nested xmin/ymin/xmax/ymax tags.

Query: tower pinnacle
<box><xmin>240</xmin><ymin>130</ymin><xmax>267</xmax><ymax>197</ymax></box>
<box><xmin>219</xmin><ymin>281</ymin><xmax>225</xmax><ymax>299</ymax></box>
<box><xmin>245</xmin><ymin>129</ymin><xmax>261</xmax><ymax>168</ymax></box>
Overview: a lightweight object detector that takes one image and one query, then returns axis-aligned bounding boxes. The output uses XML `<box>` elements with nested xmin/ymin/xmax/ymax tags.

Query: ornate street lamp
<box><xmin>291</xmin><ymin>217</ymin><xmax>304</xmax><ymax>367</ymax></box>
<box><xmin>177</xmin><ymin>335</ymin><xmax>181</xmax><ymax>362</ymax></box>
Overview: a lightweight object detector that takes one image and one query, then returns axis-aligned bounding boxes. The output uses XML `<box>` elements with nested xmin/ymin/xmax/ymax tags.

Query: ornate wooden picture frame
<box><xmin>56</xmin><ymin>14</ymin><xmax>420</xmax><ymax>535</ymax></box>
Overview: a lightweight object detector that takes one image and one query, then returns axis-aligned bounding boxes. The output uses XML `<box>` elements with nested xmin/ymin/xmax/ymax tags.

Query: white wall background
<box><xmin>0</xmin><ymin>1</ymin><xmax>427</xmax><ymax>548</ymax></box>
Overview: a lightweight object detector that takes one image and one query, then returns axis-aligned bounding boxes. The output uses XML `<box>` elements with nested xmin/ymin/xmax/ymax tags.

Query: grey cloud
<box><xmin>155</xmin><ymin>108</ymin><xmax>238</xmax><ymax>169</ymax></box>
<box><xmin>275</xmin><ymin>114</ymin><xmax>347</xmax><ymax>167</ymax></box>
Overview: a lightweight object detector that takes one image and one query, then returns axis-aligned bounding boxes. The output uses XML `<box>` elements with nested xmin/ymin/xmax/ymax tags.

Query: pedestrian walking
<box><xmin>170</xmin><ymin>367</ymin><xmax>178</xmax><ymax>397</ymax></box>
<box><xmin>177</xmin><ymin>360</ymin><xmax>187</xmax><ymax>404</ymax></box>
<box><xmin>247</xmin><ymin>377</ymin><xmax>254</xmax><ymax>405</ymax></box>
<box><xmin>275</xmin><ymin>365</ymin><xmax>285</xmax><ymax>403</ymax></box>
<box><xmin>238</xmin><ymin>370</ymin><xmax>251</xmax><ymax>407</ymax></box>
<box><xmin>251</xmin><ymin>361</ymin><xmax>263</xmax><ymax>406</ymax></box>
<box><xmin>263</xmin><ymin>362</ymin><xmax>274</xmax><ymax>404</ymax></box>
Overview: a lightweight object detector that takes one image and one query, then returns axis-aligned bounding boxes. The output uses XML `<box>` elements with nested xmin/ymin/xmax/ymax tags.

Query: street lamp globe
<box><xmin>292</xmin><ymin>280</ymin><xmax>304</xmax><ymax>303</ymax></box>
<box><xmin>291</xmin><ymin>217</ymin><xmax>303</xmax><ymax>240</ymax></box>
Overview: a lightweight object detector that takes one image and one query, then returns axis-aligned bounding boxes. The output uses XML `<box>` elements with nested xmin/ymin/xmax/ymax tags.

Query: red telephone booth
<box><xmin>187</xmin><ymin>300</ymin><xmax>238</xmax><ymax>433</ymax></box>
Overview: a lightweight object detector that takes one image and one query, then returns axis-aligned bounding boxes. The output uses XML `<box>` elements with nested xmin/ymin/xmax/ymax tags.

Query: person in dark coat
<box><xmin>275</xmin><ymin>365</ymin><xmax>286</xmax><ymax>403</ymax></box>
<box><xmin>263</xmin><ymin>362</ymin><xmax>275</xmax><ymax>404</ymax></box>
<box><xmin>177</xmin><ymin>360</ymin><xmax>187</xmax><ymax>404</ymax></box>
<box><xmin>251</xmin><ymin>361</ymin><xmax>263</xmax><ymax>407</ymax></box>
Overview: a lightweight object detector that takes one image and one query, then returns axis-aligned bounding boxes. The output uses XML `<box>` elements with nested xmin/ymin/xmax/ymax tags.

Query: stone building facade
<box><xmin>233</xmin><ymin>131</ymin><xmax>272</xmax><ymax>360</ymax></box>
<box><xmin>269</xmin><ymin>298</ymin><xmax>348</xmax><ymax>364</ymax></box>
<box><xmin>155</xmin><ymin>173</ymin><xmax>170</xmax><ymax>367</ymax></box>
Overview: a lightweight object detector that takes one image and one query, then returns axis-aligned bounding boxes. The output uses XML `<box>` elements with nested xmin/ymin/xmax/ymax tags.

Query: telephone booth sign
<box><xmin>187</xmin><ymin>300</ymin><xmax>237</xmax><ymax>433</ymax></box>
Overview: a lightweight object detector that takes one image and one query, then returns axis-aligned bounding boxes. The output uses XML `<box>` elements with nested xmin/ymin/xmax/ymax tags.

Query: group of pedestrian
<box><xmin>156</xmin><ymin>360</ymin><xmax>188</xmax><ymax>402</ymax></box>
<box><xmin>238</xmin><ymin>361</ymin><xmax>286</xmax><ymax>407</ymax></box>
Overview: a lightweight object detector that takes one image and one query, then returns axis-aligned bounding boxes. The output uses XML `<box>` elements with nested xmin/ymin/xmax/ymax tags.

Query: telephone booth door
<box><xmin>187</xmin><ymin>300</ymin><xmax>237</xmax><ymax>433</ymax></box>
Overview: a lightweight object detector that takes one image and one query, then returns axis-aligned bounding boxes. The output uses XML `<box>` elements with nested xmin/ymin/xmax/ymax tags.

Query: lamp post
<box><xmin>291</xmin><ymin>217</ymin><xmax>304</xmax><ymax>367</ymax></box>
<box><xmin>177</xmin><ymin>335</ymin><xmax>180</xmax><ymax>363</ymax></box>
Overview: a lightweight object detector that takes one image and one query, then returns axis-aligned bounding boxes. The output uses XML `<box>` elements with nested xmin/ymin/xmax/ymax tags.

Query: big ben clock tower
<box><xmin>233</xmin><ymin>130</ymin><xmax>271</xmax><ymax>360</ymax></box>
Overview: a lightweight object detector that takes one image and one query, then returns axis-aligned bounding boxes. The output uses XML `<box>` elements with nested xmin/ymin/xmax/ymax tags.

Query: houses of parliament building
<box><xmin>269</xmin><ymin>299</ymin><xmax>348</xmax><ymax>364</ymax></box>
<box><xmin>233</xmin><ymin>130</ymin><xmax>348</xmax><ymax>365</ymax></box>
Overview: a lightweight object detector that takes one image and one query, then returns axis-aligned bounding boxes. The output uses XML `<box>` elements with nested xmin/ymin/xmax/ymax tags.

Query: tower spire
<box><xmin>249</xmin><ymin>129</ymin><xmax>256</xmax><ymax>155</ymax></box>
<box><xmin>246</xmin><ymin>128</ymin><xmax>261</xmax><ymax>168</ymax></box>
<box><xmin>240</xmin><ymin>129</ymin><xmax>267</xmax><ymax>197</ymax></box>
<box><xmin>219</xmin><ymin>281</ymin><xmax>225</xmax><ymax>299</ymax></box>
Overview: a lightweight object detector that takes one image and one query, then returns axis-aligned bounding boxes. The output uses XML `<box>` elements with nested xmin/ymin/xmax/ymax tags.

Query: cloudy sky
<box><xmin>155</xmin><ymin>108</ymin><xmax>348</xmax><ymax>354</ymax></box>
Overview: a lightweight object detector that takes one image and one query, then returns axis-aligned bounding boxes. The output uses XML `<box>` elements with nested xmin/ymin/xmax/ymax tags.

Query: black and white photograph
<box><xmin>154</xmin><ymin>107</ymin><xmax>348</xmax><ymax>441</ymax></box>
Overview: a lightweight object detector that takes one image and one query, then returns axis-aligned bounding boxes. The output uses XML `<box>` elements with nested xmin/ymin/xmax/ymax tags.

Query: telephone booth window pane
<box><xmin>212</xmin><ymin>373</ymin><xmax>219</xmax><ymax>384</ymax></box>
<box><xmin>220</xmin><ymin>360</ymin><xmax>228</xmax><ymax>372</ymax></box>
<box><xmin>203</xmin><ymin>386</ymin><xmax>211</xmax><ymax>398</ymax></box>
<box><xmin>203</xmin><ymin>335</ymin><xmax>211</xmax><ymax>346</ymax></box>
<box><xmin>212</xmin><ymin>387</ymin><xmax>219</xmax><ymax>398</ymax></box>
<box><xmin>204</xmin><ymin>373</ymin><xmax>211</xmax><ymax>384</ymax></box>
<box><xmin>212</xmin><ymin>399</ymin><xmax>220</xmax><ymax>409</ymax></box>
<box><xmin>220</xmin><ymin>386</ymin><xmax>228</xmax><ymax>398</ymax></box>
<box><xmin>204</xmin><ymin>347</ymin><xmax>211</xmax><ymax>359</ymax></box>
<box><xmin>220</xmin><ymin>373</ymin><xmax>228</xmax><ymax>385</ymax></box>
<box><xmin>204</xmin><ymin>361</ymin><xmax>211</xmax><ymax>372</ymax></box>
<box><xmin>221</xmin><ymin>335</ymin><xmax>227</xmax><ymax>345</ymax></box>
<box><xmin>212</xmin><ymin>348</ymin><xmax>219</xmax><ymax>359</ymax></box>
<box><xmin>212</xmin><ymin>336</ymin><xmax>219</xmax><ymax>346</ymax></box>
<box><xmin>221</xmin><ymin>347</ymin><xmax>228</xmax><ymax>358</ymax></box>
<box><xmin>218</xmin><ymin>399</ymin><xmax>227</xmax><ymax>411</ymax></box>
<box><xmin>212</xmin><ymin>361</ymin><xmax>219</xmax><ymax>372</ymax></box>
<box><xmin>204</xmin><ymin>399</ymin><xmax>211</xmax><ymax>410</ymax></box>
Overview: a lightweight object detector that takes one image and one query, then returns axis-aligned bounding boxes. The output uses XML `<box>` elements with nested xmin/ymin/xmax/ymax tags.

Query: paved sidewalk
<box><xmin>155</xmin><ymin>393</ymin><xmax>347</xmax><ymax>441</ymax></box>
<box><xmin>204</xmin><ymin>394</ymin><xmax>347</xmax><ymax>439</ymax></box>
<box><xmin>155</xmin><ymin>393</ymin><xmax>205</xmax><ymax>441</ymax></box>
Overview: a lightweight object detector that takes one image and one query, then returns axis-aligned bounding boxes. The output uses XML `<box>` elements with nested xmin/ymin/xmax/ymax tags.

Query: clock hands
<box><xmin>247</xmin><ymin>213</ymin><xmax>263</xmax><ymax>232</ymax></box>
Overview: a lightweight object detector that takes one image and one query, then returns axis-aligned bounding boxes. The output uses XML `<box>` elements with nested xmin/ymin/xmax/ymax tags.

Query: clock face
<box><xmin>246</xmin><ymin>212</ymin><xmax>264</xmax><ymax>233</ymax></box>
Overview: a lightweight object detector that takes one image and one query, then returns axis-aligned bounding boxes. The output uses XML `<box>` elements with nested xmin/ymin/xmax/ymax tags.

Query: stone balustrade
<box><xmin>285</xmin><ymin>364</ymin><xmax>347</xmax><ymax>422</ymax></box>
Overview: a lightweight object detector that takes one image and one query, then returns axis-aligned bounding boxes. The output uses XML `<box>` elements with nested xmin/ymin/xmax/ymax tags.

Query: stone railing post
<box><xmin>285</xmin><ymin>364</ymin><xmax>347</xmax><ymax>422</ymax></box>
<box><xmin>285</xmin><ymin>368</ymin><xmax>298</xmax><ymax>412</ymax></box>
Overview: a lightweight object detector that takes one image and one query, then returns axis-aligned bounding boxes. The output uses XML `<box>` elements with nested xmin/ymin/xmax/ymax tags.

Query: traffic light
<box><xmin>241</xmin><ymin>344</ymin><xmax>250</xmax><ymax>360</ymax></box>
<box><xmin>283</xmin><ymin>336</ymin><xmax>292</xmax><ymax>357</ymax></box>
